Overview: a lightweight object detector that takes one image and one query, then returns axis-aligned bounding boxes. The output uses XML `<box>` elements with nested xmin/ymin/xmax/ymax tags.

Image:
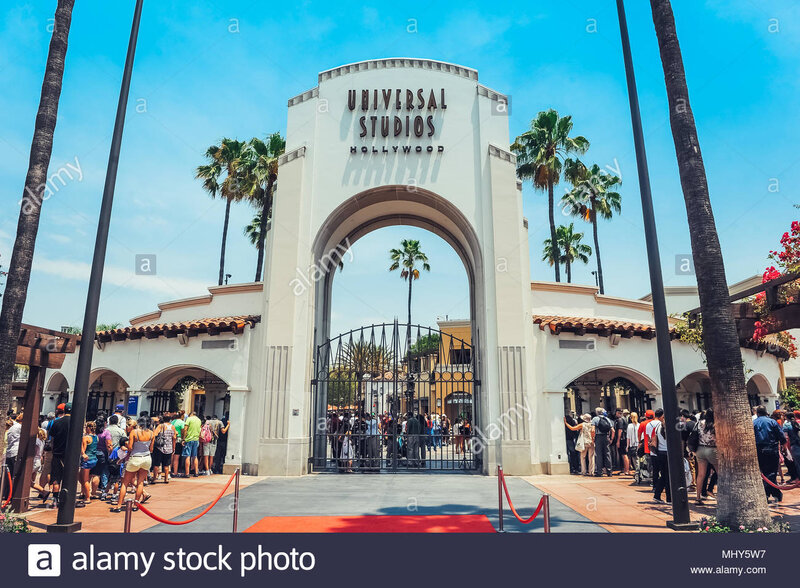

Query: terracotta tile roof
<box><xmin>94</xmin><ymin>315</ymin><xmax>261</xmax><ymax>344</ymax></box>
<box><xmin>533</xmin><ymin>315</ymin><xmax>790</xmax><ymax>359</ymax></box>
<box><xmin>533</xmin><ymin>315</ymin><xmax>662</xmax><ymax>339</ymax></box>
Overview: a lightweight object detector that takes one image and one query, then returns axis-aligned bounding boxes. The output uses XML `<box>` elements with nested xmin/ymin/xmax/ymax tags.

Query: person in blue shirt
<box><xmin>753</xmin><ymin>405</ymin><xmax>785</xmax><ymax>503</ymax></box>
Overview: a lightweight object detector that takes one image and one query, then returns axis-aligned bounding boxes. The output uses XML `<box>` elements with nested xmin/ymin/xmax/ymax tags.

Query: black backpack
<box><xmin>686</xmin><ymin>421</ymin><xmax>700</xmax><ymax>453</ymax></box>
<box><xmin>596</xmin><ymin>416</ymin><xmax>612</xmax><ymax>434</ymax></box>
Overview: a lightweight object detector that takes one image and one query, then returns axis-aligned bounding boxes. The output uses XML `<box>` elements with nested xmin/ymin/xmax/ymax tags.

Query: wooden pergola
<box><xmin>9</xmin><ymin>324</ymin><xmax>77</xmax><ymax>512</ymax></box>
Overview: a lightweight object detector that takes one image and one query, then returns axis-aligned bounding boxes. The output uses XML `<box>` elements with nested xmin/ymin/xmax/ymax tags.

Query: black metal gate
<box><xmin>311</xmin><ymin>322</ymin><xmax>481</xmax><ymax>472</ymax></box>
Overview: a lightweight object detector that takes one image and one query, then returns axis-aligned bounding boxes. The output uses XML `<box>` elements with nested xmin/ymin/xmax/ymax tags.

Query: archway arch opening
<box><xmin>746</xmin><ymin>373</ymin><xmax>773</xmax><ymax>409</ymax></box>
<box><xmin>142</xmin><ymin>365</ymin><xmax>230</xmax><ymax>419</ymax></box>
<box><xmin>308</xmin><ymin>186</ymin><xmax>485</xmax><ymax>472</ymax></box>
<box><xmin>86</xmin><ymin>369</ymin><xmax>129</xmax><ymax>420</ymax></box>
<box><xmin>563</xmin><ymin>367</ymin><xmax>660</xmax><ymax>418</ymax></box>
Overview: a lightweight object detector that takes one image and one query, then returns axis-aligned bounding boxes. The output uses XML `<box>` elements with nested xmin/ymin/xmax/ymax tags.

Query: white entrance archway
<box><xmin>247</xmin><ymin>59</ymin><xmax>535</xmax><ymax>475</ymax></box>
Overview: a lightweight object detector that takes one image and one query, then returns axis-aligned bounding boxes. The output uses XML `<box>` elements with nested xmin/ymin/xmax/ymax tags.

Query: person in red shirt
<box><xmin>638</xmin><ymin>409</ymin><xmax>656</xmax><ymax>481</ymax></box>
<box><xmin>638</xmin><ymin>409</ymin><xmax>655</xmax><ymax>453</ymax></box>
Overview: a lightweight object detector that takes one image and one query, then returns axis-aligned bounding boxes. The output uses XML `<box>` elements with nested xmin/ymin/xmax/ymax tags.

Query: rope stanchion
<box><xmin>1</xmin><ymin>468</ymin><xmax>12</xmax><ymax>509</ymax></box>
<box><xmin>497</xmin><ymin>466</ymin><xmax>504</xmax><ymax>533</ymax></box>
<box><xmin>232</xmin><ymin>468</ymin><xmax>240</xmax><ymax>533</ymax></box>
<box><xmin>123</xmin><ymin>499</ymin><xmax>133</xmax><ymax>533</ymax></box>
<box><xmin>761</xmin><ymin>472</ymin><xmax>800</xmax><ymax>492</ymax></box>
<box><xmin>124</xmin><ymin>468</ymin><xmax>239</xmax><ymax>531</ymax></box>
<box><xmin>497</xmin><ymin>466</ymin><xmax>550</xmax><ymax>532</ymax></box>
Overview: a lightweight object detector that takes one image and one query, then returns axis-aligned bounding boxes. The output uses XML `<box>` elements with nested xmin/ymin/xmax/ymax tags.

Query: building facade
<box><xmin>44</xmin><ymin>59</ymin><xmax>785</xmax><ymax>477</ymax></box>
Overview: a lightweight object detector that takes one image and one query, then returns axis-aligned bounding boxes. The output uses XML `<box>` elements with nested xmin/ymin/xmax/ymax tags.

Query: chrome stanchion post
<box><xmin>123</xmin><ymin>499</ymin><xmax>133</xmax><ymax>534</ymax></box>
<box><xmin>543</xmin><ymin>494</ymin><xmax>551</xmax><ymax>534</ymax></box>
<box><xmin>232</xmin><ymin>468</ymin><xmax>240</xmax><ymax>533</ymax></box>
<box><xmin>497</xmin><ymin>465</ymin><xmax>504</xmax><ymax>533</ymax></box>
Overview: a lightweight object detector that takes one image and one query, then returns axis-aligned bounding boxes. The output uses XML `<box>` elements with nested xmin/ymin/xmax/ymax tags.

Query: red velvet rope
<box><xmin>499</xmin><ymin>468</ymin><xmax>545</xmax><ymax>524</ymax></box>
<box><xmin>134</xmin><ymin>470</ymin><xmax>237</xmax><ymax>525</ymax></box>
<box><xmin>1</xmin><ymin>469</ymin><xmax>11</xmax><ymax>508</ymax></box>
<box><xmin>761</xmin><ymin>472</ymin><xmax>800</xmax><ymax>491</ymax></box>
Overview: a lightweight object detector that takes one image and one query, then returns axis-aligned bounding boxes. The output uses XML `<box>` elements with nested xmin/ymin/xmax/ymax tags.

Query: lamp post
<box><xmin>615</xmin><ymin>0</ymin><xmax>696</xmax><ymax>530</ymax></box>
<box><xmin>50</xmin><ymin>0</ymin><xmax>144</xmax><ymax>532</ymax></box>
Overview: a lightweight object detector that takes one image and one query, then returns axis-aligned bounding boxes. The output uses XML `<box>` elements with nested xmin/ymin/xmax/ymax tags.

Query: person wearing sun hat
<box><xmin>564</xmin><ymin>413</ymin><xmax>596</xmax><ymax>475</ymax></box>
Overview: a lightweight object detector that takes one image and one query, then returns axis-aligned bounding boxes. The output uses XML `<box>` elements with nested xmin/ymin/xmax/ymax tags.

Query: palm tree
<box><xmin>561</xmin><ymin>161</ymin><xmax>622</xmax><ymax>294</ymax></box>
<box><xmin>511</xmin><ymin>109</ymin><xmax>589</xmax><ymax>282</ymax></box>
<box><xmin>245</xmin><ymin>210</ymin><xmax>346</xmax><ymax>275</ymax></box>
<box><xmin>239</xmin><ymin>133</ymin><xmax>286</xmax><ymax>282</ymax></box>
<box><xmin>196</xmin><ymin>138</ymin><xmax>248</xmax><ymax>286</ymax></box>
<box><xmin>0</xmin><ymin>0</ymin><xmax>75</xmax><ymax>457</ymax></box>
<box><xmin>336</xmin><ymin>341</ymin><xmax>394</xmax><ymax>410</ymax></box>
<box><xmin>650</xmin><ymin>0</ymin><xmax>770</xmax><ymax>529</ymax></box>
<box><xmin>543</xmin><ymin>224</ymin><xmax>592</xmax><ymax>283</ymax></box>
<box><xmin>243</xmin><ymin>213</ymin><xmax>264</xmax><ymax>247</ymax></box>
<box><xmin>389</xmin><ymin>240</ymin><xmax>431</xmax><ymax>389</ymax></box>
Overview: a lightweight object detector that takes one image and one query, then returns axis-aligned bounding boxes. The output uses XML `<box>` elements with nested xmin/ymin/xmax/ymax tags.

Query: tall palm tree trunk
<box><xmin>548</xmin><ymin>182</ymin><xmax>561</xmax><ymax>282</ymax></box>
<box><xmin>0</xmin><ymin>0</ymin><xmax>74</xmax><ymax>458</ymax></box>
<box><xmin>591</xmin><ymin>212</ymin><xmax>604</xmax><ymax>294</ymax></box>
<box><xmin>566</xmin><ymin>259</ymin><xmax>572</xmax><ymax>283</ymax></box>
<box><xmin>406</xmin><ymin>277</ymin><xmax>413</xmax><ymax>349</ymax></box>
<box><xmin>651</xmin><ymin>0</ymin><xmax>770</xmax><ymax>528</ymax></box>
<box><xmin>406</xmin><ymin>276</ymin><xmax>413</xmax><ymax>406</ymax></box>
<box><xmin>254</xmin><ymin>178</ymin><xmax>274</xmax><ymax>282</ymax></box>
<box><xmin>218</xmin><ymin>199</ymin><xmax>231</xmax><ymax>286</ymax></box>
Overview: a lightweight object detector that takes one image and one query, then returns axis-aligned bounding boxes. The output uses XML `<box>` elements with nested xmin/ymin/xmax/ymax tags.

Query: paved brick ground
<box><xmin>523</xmin><ymin>473</ymin><xmax>800</xmax><ymax>532</ymax></box>
<box><xmin>23</xmin><ymin>473</ymin><xmax>265</xmax><ymax>533</ymax></box>
<box><xmin>20</xmin><ymin>471</ymin><xmax>797</xmax><ymax>533</ymax></box>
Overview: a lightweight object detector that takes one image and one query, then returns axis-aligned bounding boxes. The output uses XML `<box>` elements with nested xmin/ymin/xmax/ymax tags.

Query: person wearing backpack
<box><xmin>691</xmin><ymin>409</ymin><xmax>717</xmax><ymax>504</ymax></box>
<box><xmin>182</xmin><ymin>411</ymin><xmax>202</xmax><ymax>478</ymax></box>
<box><xmin>649</xmin><ymin>409</ymin><xmax>671</xmax><ymax>503</ymax></box>
<box><xmin>200</xmin><ymin>417</ymin><xmax>215</xmax><ymax>476</ymax></box>
<box><xmin>783</xmin><ymin>411</ymin><xmax>800</xmax><ymax>483</ymax></box>
<box><xmin>152</xmin><ymin>417</ymin><xmax>176</xmax><ymax>483</ymax></box>
<box><xmin>591</xmin><ymin>407</ymin><xmax>613</xmax><ymax>477</ymax></box>
<box><xmin>612</xmin><ymin>408</ymin><xmax>628</xmax><ymax>474</ymax></box>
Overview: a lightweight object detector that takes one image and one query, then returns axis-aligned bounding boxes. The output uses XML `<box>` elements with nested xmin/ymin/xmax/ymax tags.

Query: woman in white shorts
<box><xmin>112</xmin><ymin>417</ymin><xmax>154</xmax><ymax>512</ymax></box>
<box><xmin>695</xmin><ymin>408</ymin><xmax>717</xmax><ymax>504</ymax></box>
<box><xmin>31</xmin><ymin>427</ymin><xmax>47</xmax><ymax>498</ymax></box>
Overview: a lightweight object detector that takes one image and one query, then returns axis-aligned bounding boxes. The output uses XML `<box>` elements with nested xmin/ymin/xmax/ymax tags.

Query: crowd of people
<box><xmin>325</xmin><ymin>410</ymin><xmax>473</xmax><ymax>470</ymax></box>
<box><xmin>2</xmin><ymin>403</ymin><xmax>231</xmax><ymax>513</ymax></box>
<box><xmin>565</xmin><ymin>403</ymin><xmax>800</xmax><ymax>505</ymax></box>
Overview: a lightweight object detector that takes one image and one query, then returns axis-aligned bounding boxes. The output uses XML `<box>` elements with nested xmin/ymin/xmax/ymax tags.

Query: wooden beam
<box><xmin>686</xmin><ymin>271</ymin><xmax>800</xmax><ymax>316</ymax></box>
<box><xmin>39</xmin><ymin>337</ymin><xmax>76</xmax><ymax>353</ymax></box>
<box><xmin>11</xmin><ymin>366</ymin><xmax>43</xmax><ymax>513</ymax></box>
<box><xmin>14</xmin><ymin>346</ymin><xmax>66</xmax><ymax>369</ymax></box>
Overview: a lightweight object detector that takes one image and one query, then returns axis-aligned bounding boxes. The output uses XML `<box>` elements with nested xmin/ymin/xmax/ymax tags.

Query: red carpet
<box><xmin>245</xmin><ymin>514</ymin><xmax>496</xmax><ymax>533</ymax></box>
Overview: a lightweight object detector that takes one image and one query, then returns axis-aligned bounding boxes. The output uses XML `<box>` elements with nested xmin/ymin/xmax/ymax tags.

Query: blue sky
<box><xmin>1</xmin><ymin>0</ymin><xmax>798</xmax><ymax>336</ymax></box>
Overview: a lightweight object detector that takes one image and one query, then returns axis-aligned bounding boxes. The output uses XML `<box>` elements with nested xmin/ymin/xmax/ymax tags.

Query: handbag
<box><xmin>575</xmin><ymin>434</ymin><xmax>585</xmax><ymax>453</ymax></box>
<box><xmin>649</xmin><ymin>423</ymin><xmax>661</xmax><ymax>455</ymax></box>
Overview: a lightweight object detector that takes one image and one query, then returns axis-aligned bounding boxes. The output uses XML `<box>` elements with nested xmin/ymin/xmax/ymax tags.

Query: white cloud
<box><xmin>32</xmin><ymin>256</ymin><xmax>210</xmax><ymax>299</ymax></box>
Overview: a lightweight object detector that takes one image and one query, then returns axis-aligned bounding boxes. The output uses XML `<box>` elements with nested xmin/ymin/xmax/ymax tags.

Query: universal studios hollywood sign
<box><xmin>348</xmin><ymin>88</ymin><xmax>446</xmax><ymax>155</ymax></box>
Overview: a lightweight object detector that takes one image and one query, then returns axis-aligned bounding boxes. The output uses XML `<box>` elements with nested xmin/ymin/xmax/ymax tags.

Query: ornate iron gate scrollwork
<box><xmin>311</xmin><ymin>322</ymin><xmax>480</xmax><ymax>472</ymax></box>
